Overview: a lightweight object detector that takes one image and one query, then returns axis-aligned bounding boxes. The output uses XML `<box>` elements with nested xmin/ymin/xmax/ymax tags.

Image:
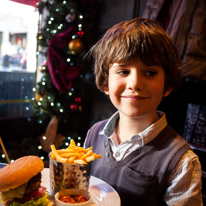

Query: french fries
<box><xmin>50</xmin><ymin>139</ymin><xmax>101</xmax><ymax>164</ymax></box>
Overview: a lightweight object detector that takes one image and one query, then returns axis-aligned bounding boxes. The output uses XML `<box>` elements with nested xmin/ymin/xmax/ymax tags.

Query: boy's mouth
<box><xmin>122</xmin><ymin>95</ymin><xmax>148</xmax><ymax>99</ymax></box>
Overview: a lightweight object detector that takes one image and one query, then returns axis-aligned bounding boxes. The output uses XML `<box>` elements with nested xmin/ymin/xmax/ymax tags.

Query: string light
<box><xmin>38</xmin><ymin>146</ymin><xmax>42</xmax><ymax>149</ymax></box>
<box><xmin>43</xmin><ymin>136</ymin><xmax>46</xmax><ymax>140</ymax></box>
<box><xmin>51</xmin><ymin>102</ymin><xmax>54</xmax><ymax>106</ymax></box>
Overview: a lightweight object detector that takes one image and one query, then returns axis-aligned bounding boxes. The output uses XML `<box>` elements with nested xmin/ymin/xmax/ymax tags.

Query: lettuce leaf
<box><xmin>9</xmin><ymin>193</ymin><xmax>50</xmax><ymax>206</ymax></box>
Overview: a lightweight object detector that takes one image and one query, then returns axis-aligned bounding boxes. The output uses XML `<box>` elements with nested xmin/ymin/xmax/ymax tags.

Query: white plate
<box><xmin>0</xmin><ymin>168</ymin><xmax>121</xmax><ymax>206</ymax></box>
<box><xmin>88</xmin><ymin>176</ymin><xmax>121</xmax><ymax>206</ymax></box>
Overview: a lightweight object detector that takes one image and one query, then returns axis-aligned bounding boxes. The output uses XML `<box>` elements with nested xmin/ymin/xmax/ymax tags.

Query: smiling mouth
<box><xmin>122</xmin><ymin>95</ymin><xmax>148</xmax><ymax>99</ymax></box>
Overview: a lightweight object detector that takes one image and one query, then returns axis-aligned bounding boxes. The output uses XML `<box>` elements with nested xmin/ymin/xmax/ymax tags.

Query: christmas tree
<box><xmin>33</xmin><ymin>0</ymin><xmax>97</xmax><ymax>158</ymax></box>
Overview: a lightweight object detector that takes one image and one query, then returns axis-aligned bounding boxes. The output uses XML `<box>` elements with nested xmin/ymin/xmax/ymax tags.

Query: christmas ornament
<box><xmin>77</xmin><ymin>30</ymin><xmax>84</xmax><ymax>38</ymax></box>
<box><xmin>70</xmin><ymin>103</ymin><xmax>78</xmax><ymax>112</ymax></box>
<box><xmin>65</xmin><ymin>13</ymin><xmax>76</xmax><ymax>23</ymax></box>
<box><xmin>39</xmin><ymin>65</ymin><xmax>48</xmax><ymax>73</ymax></box>
<box><xmin>36</xmin><ymin>94</ymin><xmax>42</xmax><ymax>101</ymax></box>
<box><xmin>39</xmin><ymin>61</ymin><xmax>48</xmax><ymax>73</ymax></box>
<box><xmin>47</xmin><ymin>25</ymin><xmax>84</xmax><ymax>93</ymax></box>
<box><xmin>75</xmin><ymin>96</ymin><xmax>82</xmax><ymax>104</ymax></box>
<box><xmin>68</xmin><ymin>38</ymin><xmax>84</xmax><ymax>55</ymax></box>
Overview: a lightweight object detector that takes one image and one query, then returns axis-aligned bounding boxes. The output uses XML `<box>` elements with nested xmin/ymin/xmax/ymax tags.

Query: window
<box><xmin>0</xmin><ymin>0</ymin><xmax>39</xmax><ymax>118</ymax></box>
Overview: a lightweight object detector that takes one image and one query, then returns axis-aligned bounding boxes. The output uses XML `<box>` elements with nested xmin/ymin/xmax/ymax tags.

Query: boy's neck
<box><xmin>115</xmin><ymin>112</ymin><xmax>159</xmax><ymax>144</ymax></box>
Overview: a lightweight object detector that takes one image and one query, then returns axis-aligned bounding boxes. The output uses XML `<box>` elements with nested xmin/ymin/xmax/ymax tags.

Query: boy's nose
<box><xmin>127</xmin><ymin>74</ymin><xmax>144</xmax><ymax>91</ymax></box>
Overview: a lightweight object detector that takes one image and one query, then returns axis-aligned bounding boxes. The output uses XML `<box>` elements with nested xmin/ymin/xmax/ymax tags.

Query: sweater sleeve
<box><xmin>164</xmin><ymin>150</ymin><xmax>203</xmax><ymax>205</ymax></box>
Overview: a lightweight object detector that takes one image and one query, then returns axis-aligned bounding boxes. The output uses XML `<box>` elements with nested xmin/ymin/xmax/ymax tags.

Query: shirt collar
<box><xmin>99</xmin><ymin>111</ymin><xmax>168</xmax><ymax>145</ymax></box>
<box><xmin>99</xmin><ymin>111</ymin><xmax>119</xmax><ymax>137</ymax></box>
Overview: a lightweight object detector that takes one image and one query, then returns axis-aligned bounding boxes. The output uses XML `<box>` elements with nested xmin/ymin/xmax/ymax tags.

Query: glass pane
<box><xmin>0</xmin><ymin>102</ymin><xmax>34</xmax><ymax>118</ymax></box>
<box><xmin>0</xmin><ymin>0</ymin><xmax>39</xmax><ymax>118</ymax></box>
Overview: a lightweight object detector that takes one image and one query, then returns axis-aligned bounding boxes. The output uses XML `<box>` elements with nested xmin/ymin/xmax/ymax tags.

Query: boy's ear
<box><xmin>104</xmin><ymin>86</ymin><xmax>109</xmax><ymax>95</ymax></box>
<box><xmin>163</xmin><ymin>87</ymin><xmax>173</xmax><ymax>97</ymax></box>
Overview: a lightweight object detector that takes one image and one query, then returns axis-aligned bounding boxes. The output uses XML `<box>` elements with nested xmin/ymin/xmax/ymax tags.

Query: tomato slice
<box><xmin>13</xmin><ymin>186</ymin><xmax>47</xmax><ymax>203</ymax></box>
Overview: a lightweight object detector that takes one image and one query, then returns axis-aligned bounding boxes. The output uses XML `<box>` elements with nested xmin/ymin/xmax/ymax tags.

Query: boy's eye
<box><xmin>144</xmin><ymin>70</ymin><xmax>158</xmax><ymax>76</ymax></box>
<box><xmin>117</xmin><ymin>70</ymin><xmax>129</xmax><ymax>75</ymax></box>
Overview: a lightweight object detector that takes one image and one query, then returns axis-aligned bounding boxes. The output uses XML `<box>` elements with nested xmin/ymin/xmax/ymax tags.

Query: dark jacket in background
<box><xmin>143</xmin><ymin>0</ymin><xmax>206</xmax><ymax>103</ymax></box>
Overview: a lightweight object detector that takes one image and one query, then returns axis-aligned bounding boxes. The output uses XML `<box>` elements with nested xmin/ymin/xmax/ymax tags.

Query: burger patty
<box><xmin>24</xmin><ymin>172</ymin><xmax>42</xmax><ymax>195</ymax></box>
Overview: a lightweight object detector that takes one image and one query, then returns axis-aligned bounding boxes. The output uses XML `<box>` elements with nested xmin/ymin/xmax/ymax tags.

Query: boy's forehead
<box><xmin>110</xmin><ymin>56</ymin><xmax>163</xmax><ymax>67</ymax></box>
<box><xmin>109</xmin><ymin>57</ymin><xmax>164</xmax><ymax>69</ymax></box>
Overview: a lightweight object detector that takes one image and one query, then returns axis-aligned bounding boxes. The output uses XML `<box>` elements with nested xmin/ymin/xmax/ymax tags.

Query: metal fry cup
<box><xmin>49</xmin><ymin>157</ymin><xmax>91</xmax><ymax>197</ymax></box>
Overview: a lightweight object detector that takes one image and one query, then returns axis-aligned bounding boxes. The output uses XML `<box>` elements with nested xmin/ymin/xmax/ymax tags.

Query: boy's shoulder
<box><xmin>157</xmin><ymin>124</ymin><xmax>191</xmax><ymax>152</ymax></box>
<box><xmin>85</xmin><ymin>119</ymin><xmax>109</xmax><ymax>149</ymax></box>
<box><xmin>90</xmin><ymin>118</ymin><xmax>109</xmax><ymax>132</ymax></box>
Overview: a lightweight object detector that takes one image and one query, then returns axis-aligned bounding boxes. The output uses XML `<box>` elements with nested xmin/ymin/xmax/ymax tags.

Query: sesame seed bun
<box><xmin>0</xmin><ymin>156</ymin><xmax>44</xmax><ymax>192</ymax></box>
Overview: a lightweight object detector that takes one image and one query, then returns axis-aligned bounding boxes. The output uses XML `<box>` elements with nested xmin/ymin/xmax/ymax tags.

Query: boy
<box><xmin>84</xmin><ymin>18</ymin><xmax>202</xmax><ymax>206</ymax></box>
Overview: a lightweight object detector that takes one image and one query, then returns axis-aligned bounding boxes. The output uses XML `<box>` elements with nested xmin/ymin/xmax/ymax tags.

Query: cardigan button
<box><xmin>105</xmin><ymin>152</ymin><xmax>109</xmax><ymax>157</ymax></box>
<box><xmin>115</xmin><ymin>152</ymin><xmax>120</xmax><ymax>157</ymax></box>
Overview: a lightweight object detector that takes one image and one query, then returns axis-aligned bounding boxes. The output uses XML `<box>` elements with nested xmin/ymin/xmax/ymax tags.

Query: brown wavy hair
<box><xmin>86</xmin><ymin>17</ymin><xmax>181</xmax><ymax>93</ymax></box>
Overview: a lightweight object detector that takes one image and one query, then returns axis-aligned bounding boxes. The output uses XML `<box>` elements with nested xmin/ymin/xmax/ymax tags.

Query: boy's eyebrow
<box><xmin>111</xmin><ymin>64</ymin><xmax>128</xmax><ymax>68</ymax></box>
<box><xmin>112</xmin><ymin>62</ymin><xmax>129</xmax><ymax>66</ymax></box>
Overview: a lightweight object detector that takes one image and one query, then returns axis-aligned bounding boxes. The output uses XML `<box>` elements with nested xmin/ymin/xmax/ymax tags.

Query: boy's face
<box><xmin>104</xmin><ymin>58</ymin><xmax>171</xmax><ymax>122</ymax></box>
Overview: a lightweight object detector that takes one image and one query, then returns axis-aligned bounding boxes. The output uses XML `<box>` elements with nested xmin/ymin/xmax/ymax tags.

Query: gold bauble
<box><xmin>39</xmin><ymin>65</ymin><xmax>48</xmax><ymax>73</ymax></box>
<box><xmin>68</xmin><ymin>38</ymin><xmax>84</xmax><ymax>55</ymax></box>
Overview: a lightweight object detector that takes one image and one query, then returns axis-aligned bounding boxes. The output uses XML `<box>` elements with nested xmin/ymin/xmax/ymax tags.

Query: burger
<box><xmin>0</xmin><ymin>156</ymin><xmax>53</xmax><ymax>206</ymax></box>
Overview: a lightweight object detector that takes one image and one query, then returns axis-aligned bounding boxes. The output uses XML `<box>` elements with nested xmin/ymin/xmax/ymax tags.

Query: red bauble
<box><xmin>70</xmin><ymin>103</ymin><xmax>78</xmax><ymax>112</ymax></box>
<box><xmin>43</xmin><ymin>60</ymin><xmax>47</xmax><ymax>65</ymax></box>
<box><xmin>77</xmin><ymin>30</ymin><xmax>84</xmax><ymax>38</ymax></box>
<box><xmin>75</xmin><ymin>96</ymin><xmax>82</xmax><ymax>104</ymax></box>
